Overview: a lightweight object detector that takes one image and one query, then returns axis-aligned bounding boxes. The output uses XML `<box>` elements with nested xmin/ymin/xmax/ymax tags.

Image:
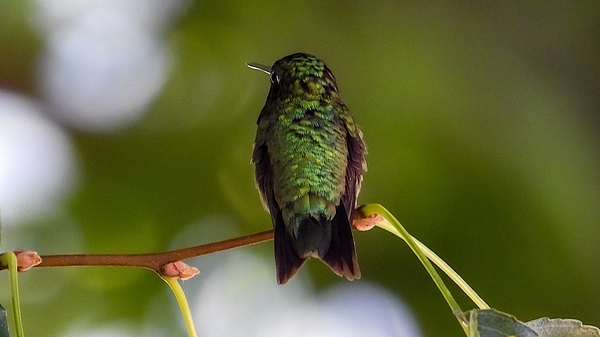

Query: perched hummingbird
<box><xmin>247</xmin><ymin>53</ymin><xmax>367</xmax><ymax>284</ymax></box>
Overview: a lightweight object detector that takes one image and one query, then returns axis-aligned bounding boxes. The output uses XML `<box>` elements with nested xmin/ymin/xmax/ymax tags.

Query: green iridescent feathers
<box><xmin>250</xmin><ymin>53</ymin><xmax>366</xmax><ymax>284</ymax></box>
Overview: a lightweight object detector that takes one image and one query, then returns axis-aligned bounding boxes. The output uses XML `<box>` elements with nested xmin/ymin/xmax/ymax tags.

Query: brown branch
<box><xmin>10</xmin><ymin>229</ymin><xmax>274</xmax><ymax>274</ymax></box>
<box><xmin>1</xmin><ymin>209</ymin><xmax>376</xmax><ymax>275</ymax></box>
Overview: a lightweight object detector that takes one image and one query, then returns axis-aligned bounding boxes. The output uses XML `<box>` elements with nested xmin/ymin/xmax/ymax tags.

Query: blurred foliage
<box><xmin>1</xmin><ymin>0</ymin><xmax>600</xmax><ymax>336</ymax></box>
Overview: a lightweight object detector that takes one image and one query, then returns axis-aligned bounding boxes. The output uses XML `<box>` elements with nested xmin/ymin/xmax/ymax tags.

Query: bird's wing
<box><xmin>341</xmin><ymin>117</ymin><xmax>367</xmax><ymax>222</ymax></box>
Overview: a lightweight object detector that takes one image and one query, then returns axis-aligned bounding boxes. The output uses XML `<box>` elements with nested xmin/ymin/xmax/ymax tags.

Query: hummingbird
<box><xmin>247</xmin><ymin>53</ymin><xmax>367</xmax><ymax>284</ymax></box>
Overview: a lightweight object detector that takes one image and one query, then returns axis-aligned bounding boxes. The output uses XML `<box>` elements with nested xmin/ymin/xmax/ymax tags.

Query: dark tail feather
<box><xmin>291</xmin><ymin>216</ymin><xmax>332</xmax><ymax>260</ymax></box>
<box><xmin>274</xmin><ymin>210</ymin><xmax>306</xmax><ymax>284</ymax></box>
<box><xmin>321</xmin><ymin>203</ymin><xmax>361</xmax><ymax>281</ymax></box>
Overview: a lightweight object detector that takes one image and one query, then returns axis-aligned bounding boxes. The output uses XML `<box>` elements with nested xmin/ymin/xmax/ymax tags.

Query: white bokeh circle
<box><xmin>0</xmin><ymin>91</ymin><xmax>77</xmax><ymax>226</ymax></box>
<box><xmin>193</xmin><ymin>251</ymin><xmax>421</xmax><ymax>337</ymax></box>
<box><xmin>33</xmin><ymin>0</ymin><xmax>184</xmax><ymax>132</ymax></box>
<box><xmin>39</xmin><ymin>11</ymin><xmax>170</xmax><ymax>131</ymax></box>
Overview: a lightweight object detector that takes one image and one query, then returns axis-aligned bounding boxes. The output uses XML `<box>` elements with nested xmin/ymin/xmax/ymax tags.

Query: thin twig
<box><xmin>10</xmin><ymin>230</ymin><xmax>274</xmax><ymax>273</ymax></box>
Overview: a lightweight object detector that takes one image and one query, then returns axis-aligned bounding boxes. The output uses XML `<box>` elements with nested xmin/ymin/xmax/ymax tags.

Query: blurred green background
<box><xmin>1</xmin><ymin>1</ymin><xmax>600</xmax><ymax>336</ymax></box>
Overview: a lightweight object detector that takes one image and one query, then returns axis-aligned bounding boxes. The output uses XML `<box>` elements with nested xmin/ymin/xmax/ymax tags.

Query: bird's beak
<box><xmin>246</xmin><ymin>62</ymin><xmax>271</xmax><ymax>75</ymax></box>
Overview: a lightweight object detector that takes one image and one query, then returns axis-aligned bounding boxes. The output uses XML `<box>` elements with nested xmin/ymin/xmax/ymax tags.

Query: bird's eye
<box><xmin>270</xmin><ymin>72</ymin><xmax>280</xmax><ymax>84</ymax></box>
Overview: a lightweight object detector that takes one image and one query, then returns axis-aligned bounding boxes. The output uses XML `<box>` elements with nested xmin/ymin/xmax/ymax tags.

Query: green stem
<box><xmin>409</xmin><ymin>236</ymin><xmax>489</xmax><ymax>310</ymax></box>
<box><xmin>0</xmin><ymin>252</ymin><xmax>24</xmax><ymax>337</ymax></box>
<box><xmin>358</xmin><ymin>204</ymin><xmax>470</xmax><ymax>335</ymax></box>
<box><xmin>161</xmin><ymin>276</ymin><xmax>198</xmax><ymax>337</ymax></box>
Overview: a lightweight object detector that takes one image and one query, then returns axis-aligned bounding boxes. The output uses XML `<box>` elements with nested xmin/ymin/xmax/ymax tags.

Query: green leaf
<box><xmin>526</xmin><ymin>318</ymin><xmax>600</xmax><ymax>337</ymax></box>
<box><xmin>466</xmin><ymin>309</ymin><xmax>538</xmax><ymax>337</ymax></box>
<box><xmin>0</xmin><ymin>304</ymin><xmax>9</xmax><ymax>337</ymax></box>
<box><xmin>467</xmin><ymin>310</ymin><xmax>600</xmax><ymax>337</ymax></box>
